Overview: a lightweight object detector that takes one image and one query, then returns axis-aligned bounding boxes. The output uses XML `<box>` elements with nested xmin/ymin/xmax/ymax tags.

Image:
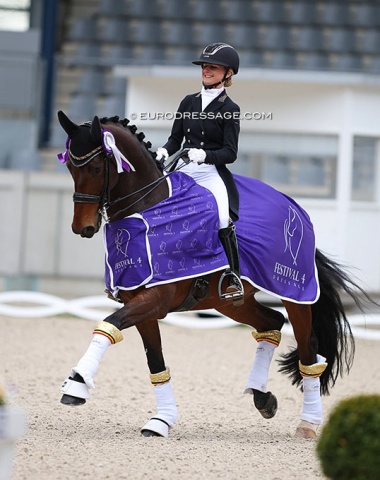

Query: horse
<box><xmin>57</xmin><ymin>110</ymin><xmax>366</xmax><ymax>439</ymax></box>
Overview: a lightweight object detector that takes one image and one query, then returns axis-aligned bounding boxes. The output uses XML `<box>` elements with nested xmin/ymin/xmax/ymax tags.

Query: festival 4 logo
<box><xmin>284</xmin><ymin>206</ymin><xmax>304</xmax><ymax>266</ymax></box>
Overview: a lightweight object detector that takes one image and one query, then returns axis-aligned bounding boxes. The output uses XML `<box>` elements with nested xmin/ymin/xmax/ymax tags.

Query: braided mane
<box><xmin>98</xmin><ymin>115</ymin><xmax>163</xmax><ymax>172</ymax></box>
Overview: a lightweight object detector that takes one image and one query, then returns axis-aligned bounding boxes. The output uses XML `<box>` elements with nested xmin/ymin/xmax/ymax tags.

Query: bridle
<box><xmin>70</xmin><ymin>147</ymin><xmax>189</xmax><ymax>223</ymax></box>
<box><xmin>72</xmin><ymin>152</ymin><xmax>111</xmax><ymax>207</ymax></box>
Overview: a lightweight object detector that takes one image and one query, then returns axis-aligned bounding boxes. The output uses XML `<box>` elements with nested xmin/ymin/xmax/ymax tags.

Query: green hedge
<box><xmin>317</xmin><ymin>394</ymin><xmax>380</xmax><ymax>480</ymax></box>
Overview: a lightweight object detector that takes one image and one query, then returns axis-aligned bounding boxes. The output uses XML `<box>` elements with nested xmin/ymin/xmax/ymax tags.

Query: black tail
<box><xmin>278</xmin><ymin>248</ymin><xmax>372</xmax><ymax>395</ymax></box>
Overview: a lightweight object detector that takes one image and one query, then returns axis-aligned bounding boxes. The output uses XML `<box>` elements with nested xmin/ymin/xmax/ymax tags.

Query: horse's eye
<box><xmin>93</xmin><ymin>166</ymin><xmax>102</xmax><ymax>175</ymax></box>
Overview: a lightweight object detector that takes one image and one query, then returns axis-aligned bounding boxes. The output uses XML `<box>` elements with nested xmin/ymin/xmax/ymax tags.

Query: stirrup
<box><xmin>218</xmin><ymin>270</ymin><xmax>244</xmax><ymax>305</ymax></box>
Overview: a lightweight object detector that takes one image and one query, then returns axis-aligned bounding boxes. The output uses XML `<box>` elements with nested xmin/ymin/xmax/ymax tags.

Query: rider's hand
<box><xmin>188</xmin><ymin>148</ymin><xmax>206</xmax><ymax>164</ymax></box>
<box><xmin>156</xmin><ymin>147</ymin><xmax>169</xmax><ymax>161</ymax></box>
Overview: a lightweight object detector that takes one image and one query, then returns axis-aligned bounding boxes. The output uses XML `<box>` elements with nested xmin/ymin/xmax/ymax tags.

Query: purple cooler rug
<box><xmin>104</xmin><ymin>172</ymin><xmax>319</xmax><ymax>304</ymax></box>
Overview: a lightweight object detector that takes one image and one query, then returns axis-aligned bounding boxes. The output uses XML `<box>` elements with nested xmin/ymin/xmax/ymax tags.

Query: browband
<box><xmin>68</xmin><ymin>145</ymin><xmax>103</xmax><ymax>167</ymax></box>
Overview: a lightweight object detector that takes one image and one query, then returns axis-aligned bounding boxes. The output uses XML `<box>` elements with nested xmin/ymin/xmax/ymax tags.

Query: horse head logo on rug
<box><xmin>199</xmin><ymin>219</ymin><xmax>208</xmax><ymax>232</ymax></box>
<box><xmin>175</xmin><ymin>240</ymin><xmax>182</xmax><ymax>252</ymax></box>
<box><xmin>206</xmin><ymin>201</ymin><xmax>215</xmax><ymax>212</ymax></box>
<box><xmin>284</xmin><ymin>206</ymin><xmax>304</xmax><ymax>266</ymax></box>
<box><xmin>115</xmin><ymin>229</ymin><xmax>131</xmax><ymax>258</ymax></box>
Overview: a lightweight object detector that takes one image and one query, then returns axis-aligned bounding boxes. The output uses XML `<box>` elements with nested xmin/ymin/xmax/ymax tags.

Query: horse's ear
<box><xmin>57</xmin><ymin>110</ymin><xmax>79</xmax><ymax>138</ymax></box>
<box><xmin>90</xmin><ymin>116</ymin><xmax>102</xmax><ymax>144</ymax></box>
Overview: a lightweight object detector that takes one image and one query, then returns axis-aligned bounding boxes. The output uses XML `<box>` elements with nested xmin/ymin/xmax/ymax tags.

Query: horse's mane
<box><xmin>97</xmin><ymin>115</ymin><xmax>164</xmax><ymax>172</ymax></box>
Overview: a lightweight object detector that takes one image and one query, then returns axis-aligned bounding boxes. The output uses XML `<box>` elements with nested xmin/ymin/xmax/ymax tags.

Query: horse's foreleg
<box><xmin>135</xmin><ymin>320</ymin><xmax>178</xmax><ymax>438</ymax></box>
<box><xmin>61</xmin><ymin>285</ymin><xmax>176</xmax><ymax>406</ymax></box>
<box><xmin>283</xmin><ymin>301</ymin><xmax>327</xmax><ymax>438</ymax></box>
<box><xmin>60</xmin><ymin>321</ymin><xmax>123</xmax><ymax>405</ymax></box>
<box><xmin>141</xmin><ymin>380</ymin><xmax>177</xmax><ymax>438</ymax></box>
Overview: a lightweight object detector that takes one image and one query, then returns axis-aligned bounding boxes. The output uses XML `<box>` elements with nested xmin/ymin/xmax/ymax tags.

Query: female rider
<box><xmin>156</xmin><ymin>43</ymin><xmax>244</xmax><ymax>304</ymax></box>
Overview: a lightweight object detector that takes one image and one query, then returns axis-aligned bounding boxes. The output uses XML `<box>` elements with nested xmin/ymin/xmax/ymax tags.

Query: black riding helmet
<box><xmin>192</xmin><ymin>43</ymin><xmax>239</xmax><ymax>75</ymax></box>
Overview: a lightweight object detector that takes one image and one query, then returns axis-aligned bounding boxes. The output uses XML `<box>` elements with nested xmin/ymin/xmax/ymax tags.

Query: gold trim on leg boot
<box><xmin>251</xmin><ymin>330</ymin><xmax>282</xmax><ymax>347</ymax></box>
<box><xmin>93</xmin><ymin>321</ymin><xmax>123</xmax><ymax>344</ymax></box>
<box><xmin>299</xmin><ymin>360</ymin><xmax>327</xmax><ymax>378</ymax></box>
<box><xmin>149</xmin><ymin>368</ymin><xmax>171</xmax><ymax>386</ymax></box>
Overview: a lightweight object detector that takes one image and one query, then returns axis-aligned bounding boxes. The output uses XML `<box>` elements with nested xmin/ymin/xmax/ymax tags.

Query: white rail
<box><xmin>0</xmin><ymin>291</ymin><xmax>379</xmax><ymax>340</ymax></box>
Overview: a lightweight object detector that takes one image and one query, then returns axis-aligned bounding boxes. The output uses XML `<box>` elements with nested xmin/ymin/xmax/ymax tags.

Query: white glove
<box><xmin>156</xmin><ymin>147</ymin><xmax>169</xmax><ymax>161</ymax></box>
<box><xmin>188</xmin><ymin>148</ymin><xmax>206</xmax><ymax>164</ymax></box>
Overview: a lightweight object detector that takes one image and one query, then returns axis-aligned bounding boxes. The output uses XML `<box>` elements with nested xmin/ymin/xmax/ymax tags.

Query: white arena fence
<box><xmin>0</xmin><ymin>291</ymin><xmax>379</xmax><ymax>341</ymax></box>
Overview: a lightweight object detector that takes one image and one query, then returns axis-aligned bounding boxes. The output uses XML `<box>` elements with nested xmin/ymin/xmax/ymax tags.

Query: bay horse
<box><xmin>57</xmin><ymin>110</ymin><xmax>364</xmax><ymax>439</ymax></box>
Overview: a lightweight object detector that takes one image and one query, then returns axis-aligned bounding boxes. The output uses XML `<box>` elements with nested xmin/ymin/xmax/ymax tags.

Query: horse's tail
<box><xmin>279</xmin><ymin>248</ymin><xmax>371</xmax><ymax>395</ymax></box>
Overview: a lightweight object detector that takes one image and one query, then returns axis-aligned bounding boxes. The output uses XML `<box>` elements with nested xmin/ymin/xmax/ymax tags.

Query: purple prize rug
<box><xmin>104</xmin><ymin>172</ymin><xmax>319</xmax><ymax>304</ymax></box>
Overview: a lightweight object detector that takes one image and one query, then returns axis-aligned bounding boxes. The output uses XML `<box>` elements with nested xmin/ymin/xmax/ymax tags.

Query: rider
<box><xmin>156</xmin><ymin>43</ymin><xmax>244</xmax><ymax>304</ymax></box>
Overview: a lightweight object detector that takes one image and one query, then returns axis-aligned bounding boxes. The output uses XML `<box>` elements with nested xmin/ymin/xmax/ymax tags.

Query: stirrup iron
<box><xmin>218</xmin><ymin>270</ymin><xmax>244</xmax><ymax>304</ymax></box>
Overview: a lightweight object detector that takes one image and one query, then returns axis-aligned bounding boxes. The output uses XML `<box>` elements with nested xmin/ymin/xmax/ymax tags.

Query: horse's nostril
<box><xmin>81</xmin><ymin>226</ymin><xmax>95</xmax><ymax>238</ymax></box>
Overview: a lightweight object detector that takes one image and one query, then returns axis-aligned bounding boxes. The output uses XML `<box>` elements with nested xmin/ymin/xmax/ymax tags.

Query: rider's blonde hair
<box><xmin>224</xmin><ymin>69</ymin><xmax>234</xmax><ymax>88</ymax></box>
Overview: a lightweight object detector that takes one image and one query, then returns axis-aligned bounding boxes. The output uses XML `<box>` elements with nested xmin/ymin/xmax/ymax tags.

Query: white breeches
<box><xmin>180</xmin><ymin>162</ymin><xmax>230</xmax><ymax>228</ymax></box>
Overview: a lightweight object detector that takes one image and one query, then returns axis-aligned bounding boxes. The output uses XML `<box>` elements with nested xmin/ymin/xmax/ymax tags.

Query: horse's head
<box><xmin>58</xmin><ymin>111</ymin><xmax>108</xmax><ymax>237</ymax></box>
<box><xmin>57</xmin><ymin>110</ymin><xmax>162</xmax><ymax>238</ymax></box>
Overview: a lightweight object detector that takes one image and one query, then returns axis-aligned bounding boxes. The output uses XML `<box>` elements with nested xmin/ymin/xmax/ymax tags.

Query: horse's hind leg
<box><xmin>217</xmin><ymin>296</ymin><xmax>285</xmax><ymax>420</ymax></box>
<box><xmin>136</xmin><ymin>320</ymin><xmax>178</xmax><ymax>438</ymax></box>
<box><xmin>245</xmin><ymin>328</ymin><xmax>281</xmax><ymax>419</ymax></box>
<box><xmin>282</xmin><ymin>301</ymin><xmax>327</xmax><ymax>438</ymax></box>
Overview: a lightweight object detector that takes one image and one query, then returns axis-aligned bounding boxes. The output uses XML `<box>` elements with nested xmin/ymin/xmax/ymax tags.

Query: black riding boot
<box><xmin>218</xmin><ymin>223</ymin><xmax>244</xmax><ymax>306</ymax></box>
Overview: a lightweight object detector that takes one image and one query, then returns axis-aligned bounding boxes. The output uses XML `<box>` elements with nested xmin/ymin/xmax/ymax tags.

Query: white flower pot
<box><xmin>0</xmin><ymin>407</ymin><xmax>27</xmax><ymax>480</ymax></box>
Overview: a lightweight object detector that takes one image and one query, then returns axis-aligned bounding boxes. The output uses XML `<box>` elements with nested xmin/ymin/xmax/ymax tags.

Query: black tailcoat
<box><xmin>163</xmin><ymin>90</ymin><xmax>240</xmax><ymax>220</ymax></box>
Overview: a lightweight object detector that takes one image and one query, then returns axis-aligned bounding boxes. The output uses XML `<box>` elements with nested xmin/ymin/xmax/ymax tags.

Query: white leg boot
<box><xmin>61</xmin><ymin>321</ymin><xmax>123</xmax><ymax>400</ymax></box>
<box><xmin>296</xmin><ymin>354</ymin><xmax>327</xmax><ymax>438</ymax></box>
<box><xmin>141</xmin><ymin>370</ymin><xmax>178</xmax><ymax>438</ymax></box>
<box><xmin>244</xmin><ymin>340</ymin><xmax>277</xmax><ymax>394</ymax></box>
<box><xmin>244</xmin><ymin>330</ymin><xmax>281</xmax><ymax>394</ymax></box>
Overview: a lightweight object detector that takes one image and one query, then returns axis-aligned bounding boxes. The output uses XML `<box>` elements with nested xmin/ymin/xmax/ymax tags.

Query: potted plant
<box><xmin>0</xmin><ymin>384</ymin><xmax>27</xmax><ymax>480</ymax></box>
<box><xmin>317</xmin><ymin>394</ymin><xmax>380</xmax><ymax>480</ymax></box>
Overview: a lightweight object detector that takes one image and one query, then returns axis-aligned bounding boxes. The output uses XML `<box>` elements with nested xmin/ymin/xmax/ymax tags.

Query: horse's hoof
<box><xmin>294</xmin><ymin>420</ymin><xmax>318</xmax><ymax>439</ymax></box>
<box><xmin>60</xmin><ymin>394</ymin><xmax>86</xmax><ymax>406</ymax></box>
<box><xmin>252</xmin><ymin>389</ymin><xmax>278</xmax><ymax>419</ymax></box>
<box><xmin>141</xmin><ymin>429</ymin><xmax>162</xmax><ymax>437</ymax></box>
<box><xmin>60</xmin><ymin>374</ymin><xmax>89</xmax><ymax>405</ymax></box>
<box><xmin>141</xmin><ymin>417</ymin><xmax>170</xmax><ymax>438</ymax></box>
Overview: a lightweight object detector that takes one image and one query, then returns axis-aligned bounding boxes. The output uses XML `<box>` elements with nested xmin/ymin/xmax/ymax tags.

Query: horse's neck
<box><xmin>108</xmin><ymin>138</ymin><xmax>168</xmax><ymax>220</ymax></box>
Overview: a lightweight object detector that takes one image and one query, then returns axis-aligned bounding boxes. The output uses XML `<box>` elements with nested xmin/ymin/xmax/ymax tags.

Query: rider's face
<box><xmin>201</xmin><ymin>63</ymin><xmax>229</xmax><ymax>88</ymax></box>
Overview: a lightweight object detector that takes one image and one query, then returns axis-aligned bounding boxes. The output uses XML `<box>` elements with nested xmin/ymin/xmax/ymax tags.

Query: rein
<box><xmin>73</xmin><ymin>148</ymin><xmax>190</xmax><ymax>222</ymax></box>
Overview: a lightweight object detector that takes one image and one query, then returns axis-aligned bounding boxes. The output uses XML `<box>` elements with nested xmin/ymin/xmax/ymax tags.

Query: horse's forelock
<box><xmin>68</xmin><ymin>124</ymin><xmax>102</xmax><ymax>165</ymax></box>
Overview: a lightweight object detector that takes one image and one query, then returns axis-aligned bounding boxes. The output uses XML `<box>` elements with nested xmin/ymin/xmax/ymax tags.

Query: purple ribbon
<box><xmin>57</xmin><ymin>137</ymin><xmax>70</xmax><ymax>164</ymax></box>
